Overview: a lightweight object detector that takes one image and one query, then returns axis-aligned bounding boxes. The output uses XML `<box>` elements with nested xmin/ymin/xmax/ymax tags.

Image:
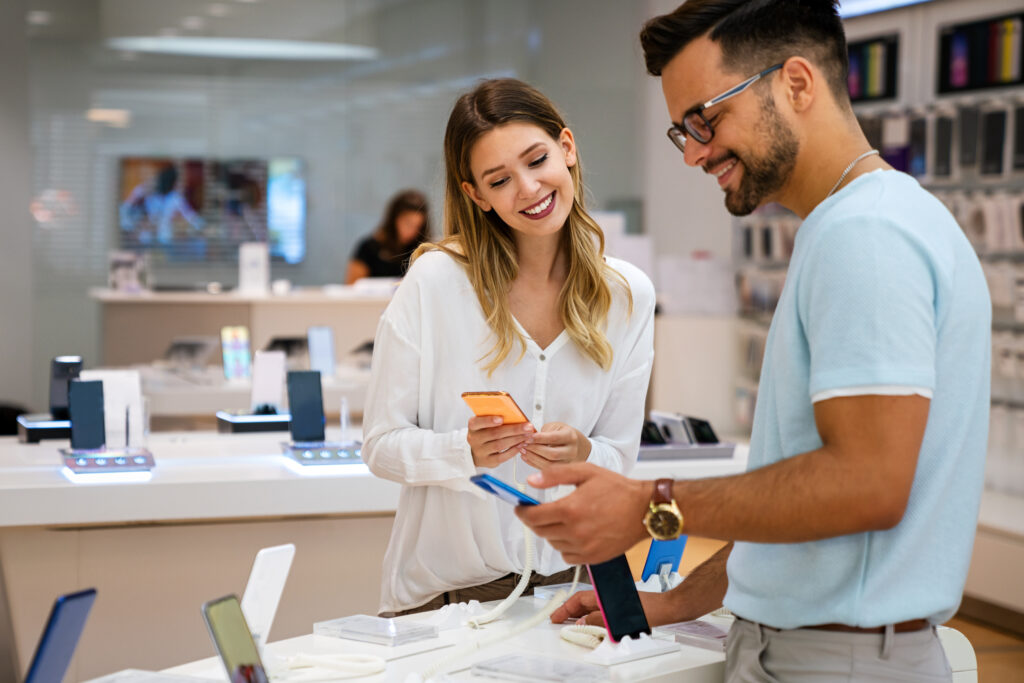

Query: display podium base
<box><xmin>216</xmin><ymin>410</ymin><xmax>291</xmax><ymax>433</ymax></box>
<box><xmin>60</xmin><ymin>447</ymin><xmax>155</xmax><ymax>475</ymax></box>
<box><xmin>282</xmin><ymin>441</ymin><xmax>361</xmax><ymax>466</ymax></box>
<box><xmin>638</xmin><ymin>442</ymin><xmax>734</xmax><ymax>461</ymax></box>
<box><xmin>17</xmin><ymin>414</ymin><xmax>71</xmax><ymax>444</ymax></box>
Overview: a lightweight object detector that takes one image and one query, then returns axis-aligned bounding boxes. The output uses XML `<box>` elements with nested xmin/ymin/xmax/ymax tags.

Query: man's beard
<box><xmin>722</xmin><ymin>97</ymin><xmax>798</xmax><ymax>216</ymax></box>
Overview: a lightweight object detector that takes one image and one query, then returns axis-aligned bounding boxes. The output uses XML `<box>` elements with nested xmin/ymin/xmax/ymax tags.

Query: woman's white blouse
<box><xmin>362</xmin><ymin>250</ymin><xmax>656</xmax><ymax>613</ymax></box>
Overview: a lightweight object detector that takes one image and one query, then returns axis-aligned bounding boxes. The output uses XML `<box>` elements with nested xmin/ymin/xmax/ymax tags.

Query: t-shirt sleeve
<box><xmin>798</xmin><ymin>216</ymin><xmax>937</xmax><ymax>398</ymax></box>
<box><xmin>353</xmin><ymin>237</ymin><xmax>378</xmax><ymax>264</ymax></box>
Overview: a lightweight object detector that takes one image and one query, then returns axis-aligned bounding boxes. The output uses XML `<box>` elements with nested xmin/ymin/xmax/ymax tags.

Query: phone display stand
<box><xmin>582</xmin><ymin>632</ymin><xmax>679</xmax><ymax>666</ymax></box>
<box><xmin>637</xmin><ymin>572</ymin><xmax>684</xmax><ymax>593</ymax></box>
<box><xmin>216</xmin><ymin>410</ymin><xmax>291</xmax><ymax>434</ymax></box>
<box><xmin>638</xmin><ymin>443</ymin><xmax>734</xmax><ymax>461</ymax></box>
<box><xmin>281</xmin><ymin>441</ymin><xmax>361</xmax><ymax>467</ymax></box>
<box><xmin>17</xmin><ymin>414</ymin><xmax>71</xmax><ymax>444</ymax></box>
<box><xmin>59</xmin><ymin>447</ymin><xmax>155</xmax><ymax>476</ymax></box>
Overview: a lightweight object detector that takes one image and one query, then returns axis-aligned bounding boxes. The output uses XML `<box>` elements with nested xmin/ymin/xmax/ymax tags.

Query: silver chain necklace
<box><xmin>825</xmin><ymin>149</ymin><xmax>880</xmax><ymax>199</ymax></box>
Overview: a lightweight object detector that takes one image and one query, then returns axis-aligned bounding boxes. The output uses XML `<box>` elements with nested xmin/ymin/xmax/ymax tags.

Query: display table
<box><xmin>90</xmin><ymin>598</ymin><xmax>977</xmax><ymax>683</ymax></box>
<box><xmin>0</xmin><ymin>432</ymin><xmax>747</xmax><ymax>681</ymax></box>
<box><xmin>111</xmin><ymin>598</ymin><xmax>730</xmax><ymax>683</ymax></box>
<box><xmin>91</xmin><ymin>287</ymin><xmax>392</xmax><ymax>367</ymax></box>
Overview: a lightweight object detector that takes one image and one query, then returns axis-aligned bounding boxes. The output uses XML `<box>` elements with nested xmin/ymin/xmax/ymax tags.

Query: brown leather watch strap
<box><xmin>652</xmin><ymin>478</ymin><xmax>674</xmax><ymax>505</ymax></box>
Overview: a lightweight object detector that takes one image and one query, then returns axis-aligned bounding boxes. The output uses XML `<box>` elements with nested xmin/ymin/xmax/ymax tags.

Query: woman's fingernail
<box><xmin>493</xmin><ymin>417</ymin><xmax>502</xmax><ymax>424</ymax></box>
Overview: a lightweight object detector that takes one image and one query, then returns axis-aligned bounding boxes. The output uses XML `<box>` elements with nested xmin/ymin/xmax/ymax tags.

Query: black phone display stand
<box><xmin>17</xmin><ymin>356</ymin><xmax>83</xmax><ymax>443</ymax></box>
<box><xmin>216</xmin><ymin>409</ymin><xmax>292</xmax><ymax>434</ymax></box>
<box><xmin>282</xmin><ymin>371</ymin><xmax>360</xmax><ymax>467</ymax></box>
<box><xmin>60</xmin><ymin>379</ymin><xmax>154</xmax><ymax>478</ymax></box>
<box><xmin>638</xmin><ymin>413</ymin><xmax>735</xmax><ymax>462</ymax></box>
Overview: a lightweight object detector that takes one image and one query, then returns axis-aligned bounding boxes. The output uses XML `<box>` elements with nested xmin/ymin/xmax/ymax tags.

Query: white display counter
<box><xmin>138</xmin><ymin>365</ymin><xmax>370</xmax><ymax>419</ymax></box>
<box><xmin>91</xmin><ymin>287</ymin><xmax>392</xmax><ymax>368</ymax></box>
<box><xmin>0</xmin><ymin>432</ymin><xmax>747</xmax><ymax>681</ymax></box>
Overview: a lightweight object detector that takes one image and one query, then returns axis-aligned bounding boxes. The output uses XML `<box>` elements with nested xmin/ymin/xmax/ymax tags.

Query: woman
<box><xmin>362</xmin><ymin>79</ymin><xmax>655</xmax><ymax>616</ymax></box>
<box><xmin>345</xmin><ymin>189</ymin><xmax>431</xmax><ymax>284</ymax></box>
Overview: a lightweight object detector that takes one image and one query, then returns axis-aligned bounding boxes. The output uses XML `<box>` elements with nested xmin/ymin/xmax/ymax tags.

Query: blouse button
<box><xmin>535</xmin><ymin>403</ymin><xmax>542</xmax><ymax>411</ymax></box>
<box><xmin>539</xmin><ymin>354</ymin><xmax>546</xmax><ymax>361</ymax></box>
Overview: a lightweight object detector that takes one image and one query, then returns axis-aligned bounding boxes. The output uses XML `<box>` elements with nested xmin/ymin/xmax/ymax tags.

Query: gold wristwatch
<box><xmin>643</xmin><ymin>478</ymin><xmax>684</xmax><ymax>541</ymax></box>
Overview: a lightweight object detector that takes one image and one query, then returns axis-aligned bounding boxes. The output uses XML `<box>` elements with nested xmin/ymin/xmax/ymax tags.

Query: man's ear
<box><xmin>461</xmin><ymin>180</ymin><xmax>492</xmax><ymax>212</ymax></box>
<box><xmin>779</xmin><ymin>56</ymin><xmax>816</xmax><ymax>113</ymax></box>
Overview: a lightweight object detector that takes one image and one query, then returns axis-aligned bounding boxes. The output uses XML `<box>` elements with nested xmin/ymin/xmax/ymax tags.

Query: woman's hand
<box><xmin>520</xmin><ymin>422</ymin><xmax>591</xmax><ymax>469</ymax></box>
<box><xmin>467</xmin><ymin>416</ymin><xmax>536</xmax><ymax>468</ymax></box>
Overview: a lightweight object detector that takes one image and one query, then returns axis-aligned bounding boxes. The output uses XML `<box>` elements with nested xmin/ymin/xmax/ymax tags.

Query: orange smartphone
<box><xmin>461</xmin><ymin>391</ymin><xmax>529</xmax><ymax>424</ymax></box>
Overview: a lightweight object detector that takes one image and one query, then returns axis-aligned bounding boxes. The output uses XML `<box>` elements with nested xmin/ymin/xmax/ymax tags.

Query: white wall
<box><xmin>25</xmin><ymin>0</ymin><xmax>648</xmax><ymax>410</ymax></box>
<box><xmin>0</xmin><ymin>0</ymin><xmax>35</xmax><ymax>412</ymax></box>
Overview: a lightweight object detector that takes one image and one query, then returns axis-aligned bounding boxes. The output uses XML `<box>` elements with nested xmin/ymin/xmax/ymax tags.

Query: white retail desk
<box><xmin>0</xmin><ymin>433</ymin><xmax>746</xmax><ymax>681</ymax></box>
<box><xmin>106</xmin><ymin>599</ymin><xmax>731</xmax><ymax>683</ymax></box>
<box><xmin>93</xmin><ymin>598</ymin><xmax>977</xmax><ymax>683</ymax></box>
<box><xmin>91</xmin><ymin>287</ymin><xmax>392</xmax><ymax>367</ymax></box>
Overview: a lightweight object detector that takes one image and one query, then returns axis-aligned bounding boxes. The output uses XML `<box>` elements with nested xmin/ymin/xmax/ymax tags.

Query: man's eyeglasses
<box><xmin>667</xmin><ymin>63</ymin><xmax>784</xmax><ymax>153</ymax></box>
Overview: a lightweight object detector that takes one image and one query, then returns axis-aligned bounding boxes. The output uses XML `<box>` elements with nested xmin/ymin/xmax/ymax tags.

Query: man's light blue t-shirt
<box><xmin>724</xmin><ymin>170</ymin><xmax>991</xmax><ymax>628</ymax></box>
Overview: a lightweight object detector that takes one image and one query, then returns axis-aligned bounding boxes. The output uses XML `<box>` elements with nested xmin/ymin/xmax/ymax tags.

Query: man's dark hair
<box><xmin>640</xmin><ymin>0</ymin><xmax>851</xmax><ymax>105</ymax></box>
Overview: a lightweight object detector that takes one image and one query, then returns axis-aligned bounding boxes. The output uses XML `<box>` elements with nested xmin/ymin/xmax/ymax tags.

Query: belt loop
<box><xmin>881</xmin><ymin>623</ymin><xmax>894</xmax><ymax>660</ymax></box>
<box><xmin>754</xmin><ymin>620</ymin><xmax>766</xmax><ymax>648</ymax></box>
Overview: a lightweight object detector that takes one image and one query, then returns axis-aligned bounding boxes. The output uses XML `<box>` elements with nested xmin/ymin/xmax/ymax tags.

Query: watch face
<box><xmin>649</xmin><ymin>508</ymin><xmax>681</xmax><ymax>539</ymax></box>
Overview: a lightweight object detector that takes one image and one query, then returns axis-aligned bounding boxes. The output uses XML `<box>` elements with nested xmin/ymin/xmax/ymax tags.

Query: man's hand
<box><xmin>520</xmin><ymin>422</ymin><xmax>591</xmax><ymax>469</ymax></box>
<box><xmin>467</xmin><ymin>416</ymin><xmax>535</xmax><ymax>469</ymax></box>
<box><xmin>551</xmin><ymin>589</ymin><xmax>689</xmax><ymax>628</ymax></box>
<box><xmin>514</xmin><ymin>463</ymin><xmax>651</xmax><ymax>565</ymax></box>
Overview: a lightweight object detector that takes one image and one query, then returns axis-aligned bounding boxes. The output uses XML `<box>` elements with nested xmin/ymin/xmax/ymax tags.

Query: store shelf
<box><xmin>977</xmin><ymin>489</ymin><xmax>1024</xmax><ymax>540</ymax></box>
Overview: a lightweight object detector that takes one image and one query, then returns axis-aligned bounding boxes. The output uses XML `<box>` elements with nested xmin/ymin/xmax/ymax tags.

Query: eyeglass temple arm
<box><xmin>702</xmin><ymin>62</ymin><xmax>785</xmax><ymax>109</ymax></box>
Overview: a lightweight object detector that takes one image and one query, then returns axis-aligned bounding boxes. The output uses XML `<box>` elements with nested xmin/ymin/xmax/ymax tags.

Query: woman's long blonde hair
<box><xmin>414</xmin><ymin>78</ymin><xmax>629</xmax><ymax>375</ymax></box>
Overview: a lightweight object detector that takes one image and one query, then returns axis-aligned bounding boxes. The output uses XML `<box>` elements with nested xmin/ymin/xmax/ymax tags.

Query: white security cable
<box><xmin>559</xmin><ymin>623</ymin><xmax>608</xmax><ymax>649</ymax></box>
<box><xmin>420</xmin><ymin>565</ymin><xmax>583</xmax><ymax>681</ymax></box>
<box><xmin>275</xmin><ymin>652</ymin><xmax>386</xmax><ymax>681</ymax></box>
<box><xmin>466</xmin><ymin>459</ymin><xmax>534</xmax><ymax>628</ymax></box>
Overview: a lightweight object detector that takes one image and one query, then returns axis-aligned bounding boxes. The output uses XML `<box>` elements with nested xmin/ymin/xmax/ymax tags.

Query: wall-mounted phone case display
<box><xmin>848</xmin><ymin>34</ymin><xmax>900</xmax><ymax>102</ymax></box>
<box><xmin>938</xmin><ymin>13</ymin><xmax>1023</xmax><ymax>94</ymax></box>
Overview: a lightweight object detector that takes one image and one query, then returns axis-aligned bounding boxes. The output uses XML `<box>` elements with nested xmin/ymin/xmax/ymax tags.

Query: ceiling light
<box><xmin>26</xmin><ymin>10</ymin><xmax>52</xmax><ymax>26</ymax></box>
<box><xmin>106</xmin><ymin>36</ymin><xmax>378</xmax><ymax>60</ymax></box>
<box><xmin>181</xmin><ymin>16</ymin><xmax>206</xmax><ymax>30</ymax></box>
<box><xmin>86</xmin><ymin>108</ymin><xmax>132</xmax><ymax>128</ymax></box>
<box><xmin>207</xmin><ymin>3</ymin><xmax>230</xmax><ymax>17</ymax></box>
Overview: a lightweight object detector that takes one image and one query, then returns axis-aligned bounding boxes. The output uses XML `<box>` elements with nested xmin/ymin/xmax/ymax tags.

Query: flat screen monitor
<box><xmin>838</xmin><ymin>0</ymin><xmax>932</xmax><ymax>18</ymax></box>
<box><xmin>117</xmin><ymin>156</ymin><xmax>305</xmax><ymax>264</ymax></box>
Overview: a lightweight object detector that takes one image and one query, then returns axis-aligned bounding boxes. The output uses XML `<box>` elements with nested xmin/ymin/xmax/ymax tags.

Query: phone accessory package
<box><xmin>653</xmin><ymin>619</ymin><xmax>728</xmax><ymax>652</ymax></box>
<box><xmin>470</xmin><ymin>653</ymin><xmax>606</xmax><ymax>682</ymax></box>
<box><xmin>313</xmin><ymin>615</ymin><xmax>437</xmax><ymax>647</ymax></box>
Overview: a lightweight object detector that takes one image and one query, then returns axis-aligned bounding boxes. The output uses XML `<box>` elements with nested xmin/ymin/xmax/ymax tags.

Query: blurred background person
<box><xmin>345</xmin><ymin>189</ymin><xmax>431</xmax><ymax>284</ymax></box>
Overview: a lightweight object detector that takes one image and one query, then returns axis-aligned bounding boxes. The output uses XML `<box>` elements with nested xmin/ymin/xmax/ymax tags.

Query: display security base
<box><xmin>17</xmin><ymin>414</ymin><xmax>71</xmax><ymax>443</ymax></box>
<box><xmin>282</xmin><ymin>441</ymin><xmax>361</xmax><ymax>466</ymax></box>
<box><xmin>60</xmin><ymin>447</ymin><xmax>155</xmax><ymax>474</ymax></box>
<box><xmin>216</xmin><ymin>410</ymin><xmax>291</xmax><ymax>433</ymax></box>
<box><xmin>638</xmin><ymin>442</ymin><xmax>734</xmax><ymax>461</ymax></box>
<box><xmin>582</xmin><ymin>632</ymin><xmax>679</xmax><ymax>666</ymax></box>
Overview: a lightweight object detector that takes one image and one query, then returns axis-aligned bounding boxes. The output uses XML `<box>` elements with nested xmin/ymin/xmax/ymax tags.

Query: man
<box><xmin>516</xmin><ymin>1</ymin><xmax>991</xmax><ymax>680</ymax></box>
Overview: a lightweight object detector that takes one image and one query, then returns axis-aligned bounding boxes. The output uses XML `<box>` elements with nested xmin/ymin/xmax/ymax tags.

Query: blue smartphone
<box><xmin>24</xmin><ymin>588</ymin><xmax>97</xmax><ymax>683</ymax></box>
<box><xmin>470</xmin><ymin>473</ymin><xmax>539</xmax><ymax>506</ymax></box>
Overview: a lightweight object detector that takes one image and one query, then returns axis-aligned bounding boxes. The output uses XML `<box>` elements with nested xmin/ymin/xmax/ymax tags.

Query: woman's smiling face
<box><xmin>461</xmin><ymin>122</ymin><xmax>577</xmax><ymax>240</ymax></box>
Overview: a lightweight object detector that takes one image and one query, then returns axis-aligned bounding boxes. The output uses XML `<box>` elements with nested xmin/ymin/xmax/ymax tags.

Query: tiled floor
<box><xmin>627</xmin><ymin>537</ymin><xmax>1024</xmax><ymax>681</ymax></box>
<box><xmin>944</xmin><ymin>616</ymin><xmax>1024</xmax><ymax>682</ymax></box>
